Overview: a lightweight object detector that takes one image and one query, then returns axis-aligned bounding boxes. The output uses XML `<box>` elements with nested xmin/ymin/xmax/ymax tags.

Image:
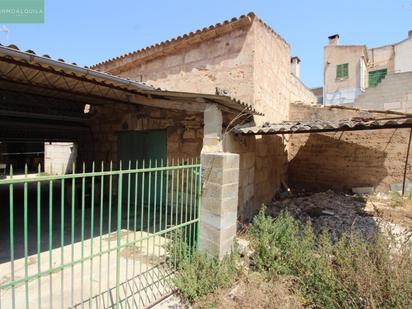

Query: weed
<box><xmin>171</xmin><ymin>250</ymin><xmax>239</xmax><ymax>303</ymax></box>
<box><xmin>248</xmin><ymin>207</ymin><xmax>412</xmax><ymax>309</ymax></box>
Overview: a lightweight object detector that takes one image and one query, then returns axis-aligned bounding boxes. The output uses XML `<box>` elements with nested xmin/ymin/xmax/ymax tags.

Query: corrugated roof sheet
<box><xmin>234</xmin><ymin>117</ymin><xmax>412</xmax><ymax>135</ymax></box>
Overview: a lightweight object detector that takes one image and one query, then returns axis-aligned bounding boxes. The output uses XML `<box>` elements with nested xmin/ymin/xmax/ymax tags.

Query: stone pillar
<box><xmin>199</xmin><ymin>152</ymin><xmax>239</xmax><ymax>259</ymax></box>
<box><xmin>202</xmin><ymin>104</ymin><xmax>223</xmax><ymax>153</ymax></box>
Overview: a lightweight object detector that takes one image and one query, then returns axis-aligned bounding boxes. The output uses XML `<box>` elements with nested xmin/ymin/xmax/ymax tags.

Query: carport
<box><xmin>235</xmin><ymin>117</ymin><xmax>412</xmax><ymax>195</ymax></box>
<box><xmin>0</xmin><ymin>44</ymin><xmax>258</xmax><ymax>170</ymax></box>
<box><xmin>0</xmin><ymin>44</ymin><xmax>259</xmax><ymax>308</ymax></box>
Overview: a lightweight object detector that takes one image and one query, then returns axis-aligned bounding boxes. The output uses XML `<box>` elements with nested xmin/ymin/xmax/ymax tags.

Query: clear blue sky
<box><xmin>2</xmin><ymin>0</ymin><xmax>411</xmax><ymax>88</ymax></box>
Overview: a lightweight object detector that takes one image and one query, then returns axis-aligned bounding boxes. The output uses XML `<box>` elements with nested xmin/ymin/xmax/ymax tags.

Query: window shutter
<box><xmin>336</xmin><ymin>63</ymin><xmax>349</xmax><ymax>79</ymax></box>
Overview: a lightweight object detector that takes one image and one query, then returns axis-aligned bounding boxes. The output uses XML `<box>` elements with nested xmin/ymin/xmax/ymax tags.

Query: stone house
<box><xmin>92</xmin><ymin>12</ymin><xmax>317</xmax><ymax>220</ymax></box>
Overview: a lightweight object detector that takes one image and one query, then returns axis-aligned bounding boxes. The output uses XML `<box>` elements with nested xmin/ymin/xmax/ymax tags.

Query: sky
<box><xmin>2</xmin><ymin>0</ymin><xmax>411</xmax><ymax>88</ymax></box>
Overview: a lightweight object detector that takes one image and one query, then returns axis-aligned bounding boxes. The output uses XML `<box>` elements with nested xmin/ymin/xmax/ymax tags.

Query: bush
<box><xmin>171</xmin><ymin>251</ymin><xmax>238</xmax><ymax>303</ymax></box>
<box><xmin>248</xmin><ymin>207</ymin><xmax>412</xmax><ymax>309</ymax></box>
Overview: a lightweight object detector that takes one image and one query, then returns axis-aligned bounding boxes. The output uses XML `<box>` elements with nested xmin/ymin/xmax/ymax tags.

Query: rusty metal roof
<box><xmin>234</xmin><ymin>117</ymin><xmax>412</xmax><ymax>135</ymax></box>
<box><xmin>0</xmin><ymin>44</ymin><xmax>262</xmax><ymax>115</ymax></box>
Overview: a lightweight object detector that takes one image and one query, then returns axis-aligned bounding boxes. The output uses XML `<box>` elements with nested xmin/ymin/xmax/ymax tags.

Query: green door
<box><xmin>118</xmin><ymin>129</ymin><xmax>167</xmax><ymax>205</ymax></box>
<box><xmin>368</xmin><ymin>69</ymin><xmax>387</xmax><ymax>87</ymax></box>
<box><xmin>118</xmin><ymin>129</ymin><xmax>167</xmax><ymax>163</ymax></box>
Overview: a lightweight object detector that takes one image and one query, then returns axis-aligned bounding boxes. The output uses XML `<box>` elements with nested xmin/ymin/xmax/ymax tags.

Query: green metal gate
<box><xmin>0</xmin><ymin>159</ymin><xmax>201</xmax><ymax>308</ymax></box>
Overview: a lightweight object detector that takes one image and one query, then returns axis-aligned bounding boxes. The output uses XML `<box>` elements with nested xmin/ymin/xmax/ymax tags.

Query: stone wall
<box><xmin>224</xmin><ymin>133</ymin><xmax>288</xmax><ymax>222</ymax></box>
<box><xmin>116</xmin><ymin>27</ymin><xmax>256</xmax><ymax>107</ymax></box>
<box><xmin>253</xmin><ymin>21</ymin><xmax>316</xmax><ymax>124</ymax></box>
<box><xmin>288</xmin><ymin>103</ymin><xmax>411</xmax><ymax>191</ymax></box>
<box><xmin>79</xmin><ymin>103</ymin><xmax>203</xmax><ymax>164</ymax></box>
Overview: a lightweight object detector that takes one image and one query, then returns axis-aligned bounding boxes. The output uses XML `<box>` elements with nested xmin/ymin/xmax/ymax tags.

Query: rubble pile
<box><xmin>267</xmin><ymin>190</ymin><xmax>412</xmax><ymax>243</ymax></box>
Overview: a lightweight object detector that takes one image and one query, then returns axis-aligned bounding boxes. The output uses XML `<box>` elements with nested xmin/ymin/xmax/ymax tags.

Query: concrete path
<box><xmin>0</xmin><ymin>230</ymin><xmax>172</xmax><ymax>308</ymax></box>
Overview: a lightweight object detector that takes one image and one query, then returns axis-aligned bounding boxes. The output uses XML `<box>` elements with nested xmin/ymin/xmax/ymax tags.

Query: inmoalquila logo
<box><xmin>0</xmin><ymin>0</ymin><xmax>44</xmax><ymax>23</ymax></box>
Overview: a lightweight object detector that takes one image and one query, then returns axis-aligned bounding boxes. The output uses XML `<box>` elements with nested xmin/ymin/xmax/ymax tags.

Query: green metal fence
<box><xmin>0</xmin><ymin>159</ymin><xmax>202</xmax><ymax>308</ymax></box>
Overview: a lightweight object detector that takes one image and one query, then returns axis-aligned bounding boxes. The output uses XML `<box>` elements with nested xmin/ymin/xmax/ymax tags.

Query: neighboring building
<box><xmin>323</xmin><ymin>31</ymin><xmax>412</xmax><ymax>107</ymax></box>
<box><xmin>310</xmin><ymin>86</ymin><xmax>323</xmax><ymax>104</ymax></box>
<box><xmin>323</xmin><ymin>34</ymin><xmax>368</xmax><ymax>105</ymax></box>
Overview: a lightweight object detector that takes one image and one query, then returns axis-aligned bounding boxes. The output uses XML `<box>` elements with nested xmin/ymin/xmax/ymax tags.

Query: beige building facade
<box><xmin>323</xmin><ymin>31</ymin><xmax>412</xmax><ymax>106</ymax></box>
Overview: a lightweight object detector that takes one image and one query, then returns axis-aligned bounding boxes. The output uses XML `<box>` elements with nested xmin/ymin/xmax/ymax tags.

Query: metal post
<box><xmin>402</xmin><ymin>128</ymin><xmax>412</xmax><ymax>196</ymax></box>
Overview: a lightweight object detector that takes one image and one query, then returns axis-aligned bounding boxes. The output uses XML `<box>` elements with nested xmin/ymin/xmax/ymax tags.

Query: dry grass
<box><xmin>195</xmin><ymin>272</ymin><xmax>304</xmax><ymax>309</ymax></box>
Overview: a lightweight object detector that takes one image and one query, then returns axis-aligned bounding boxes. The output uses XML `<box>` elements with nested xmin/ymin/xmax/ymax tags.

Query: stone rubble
<box><xmin>267</xmin><ymin>190</ymin><xmax>412</xmax><ymax>243</ymax></box>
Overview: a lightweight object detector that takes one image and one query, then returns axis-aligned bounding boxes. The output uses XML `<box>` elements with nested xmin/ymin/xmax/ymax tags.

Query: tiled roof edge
<box><xmin>91</xmin><ymin>12</ymin><xmax>290</xmax><ymax>69</ymax></box>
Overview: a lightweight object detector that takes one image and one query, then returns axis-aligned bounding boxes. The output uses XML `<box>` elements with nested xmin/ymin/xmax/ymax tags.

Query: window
<box><xmin>336</xmin><ymin>63</ymin><xmax>349</xmax><ymax>79</ymax></box>
<box><xmin>368</xmin><ymin>69</ymin><xmax>387</xmax><ymax>87</ymax></box>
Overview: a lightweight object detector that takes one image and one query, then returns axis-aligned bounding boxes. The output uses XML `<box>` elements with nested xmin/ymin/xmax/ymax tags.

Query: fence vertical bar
<box><xmin>158</xmin><ymin>160</ymin><xmax>164</xmax><ymax>284</ymax></box>
<box><xmin>179</xmin><ymin>160</ymin><xmax>184</xmax><ymax>261</ymax></box>
<box><xmin>146</xmin><ymin>160</ymin><xmax>152</xmax><ymax>297</ymax></box>
<box><xmin>106</xmin><ymin>161</ymin><xmax>113</xmax><ymax>307</ymax></box>
<box><xmin>8</xmin><ymin>165</ymin><xmax>15</xmax><ymax>309</ymax></box>
<box><xmin>196</xmin><ymin>158</ymin><xmax>202</xmax><ymax>248</ymax></box>
<box><xmin>164</xmin><ymin>160</ymin><xmax>169</xmax><ymax>271</ymax></box>
<box><xmin>70</xmin><ymin>163</ymin><xmax>75</xmax><ymax>308</ymax></box>
<box><xmin>89</xmin><ymin>162</ymin><xmax>96</xmax><ymax>306</ymax></box>
<box><xmin>184</xmin><ymin>160</ymin><xmax>189</xmax><ymax>258</ymax></box>
<box><xmin>152</xmin><ymin>160</ymin><xmax>158</xmax><ymax>290</ymax></box>
<box><xmin>23</xmin><ymin>165</ymin><xmax>29</xmax><ymax>308</ymax></box>
<box><xmin>125</xmin><ymin>160</ymin><xmax>131</xmax><ymax>304</ymax></box>
<box><xmin>170</xmin><ymin>159</ymin><xmax>175</xmax><ymax>269</ymax></box>
<box><xmin>98</xmin><ymin>162</ymin><xmax>104</xmax><ymax>308</ymax></box>
<box><xmin>174</xmin><ymin>159</ymin><xmax>179</xmax><ymax>269</ymax></box>
<box><xmin>8</xmin><ymin>166</ymin><xmax>15</xmax><ymax>309</ymax></box>
<box><xmin>139</xmin><ymin>160</ymin><xmax>145</xmax><ymax>307</ymax></box>
<box><xmin>132</xmin><ymin>160</ymin><xmax>139</xmax><ymax>306</ymax></box>
<box><xmin>49</xmin><ymin>176</ymin><xmax>53</xmax><ymax>308</ymax></box>
<box><xmin>60</xmin><ymin>164</ymin><xmax>65</xmax><ymax>309</ymax></box>
<box><xmin>37</xmin><ymin>164</ymin><xmax>42</xmax><ymax>309</ymax></box>
<box><xmin>80</xmin><ymin>163</ymin><xmax>86</xmax><ymax>308</ymax></box>
<box><xmin>188</xmin><ymin>158</ymin><xmax>194</xmax><ymax>256</ymax></box>
<box><xmin>115</xmin><ymin>161</ymin><xmax>123</xmax><ymax>308</ymax></box>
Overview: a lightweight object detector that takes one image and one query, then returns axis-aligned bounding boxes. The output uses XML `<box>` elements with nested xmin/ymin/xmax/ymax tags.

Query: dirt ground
<box><xmin>267</xmin><ymin>190</ymin><xmax>412</xmax><ymax>243</ymax></box>
<box><xmin>194</xmin><ymin>273</ymin><xmax>304</xmax><ymax>309</ymax></box>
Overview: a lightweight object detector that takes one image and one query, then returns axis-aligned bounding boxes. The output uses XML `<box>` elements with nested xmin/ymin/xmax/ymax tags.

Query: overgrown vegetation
<box><xmin>170</xmin><ymin>208</ymin><xmax>412</xmax><ymax>308</ymax></box>
<box><xmin>248</xmin><ymin>208</ymin><xmax>412</xmax><ymax>309</ymax></box>
<box><xmin>171</xmin><ymin>250</ymin><xmax>238</xmax><ymax>303</ymax></box>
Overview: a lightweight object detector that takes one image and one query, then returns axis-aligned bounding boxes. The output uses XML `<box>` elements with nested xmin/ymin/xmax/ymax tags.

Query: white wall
<box><xmin>44</xmin><ymin>142</ymin><xmax>77</xmax><ymax>175</ymax></box>
<box><xmin>395</xmin><ymin>37</ymin><xmax>412</xmax><ymax>73</ymax></box>
<box><xmin>324</xmin><ymin>87</ymin><xmax>361</xmax><ymax>105</ymax></box>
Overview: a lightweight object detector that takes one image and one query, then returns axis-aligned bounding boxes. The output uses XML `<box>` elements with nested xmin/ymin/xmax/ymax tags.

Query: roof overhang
<box><xmin>234</xmin><ymin>117</ymin><xmax>412</xmax><ymax>135</ymax></box>
<box><xmin>0</xmin><ymin>44</ymin><xmax>262</xmax><ymax>115</ymax></box>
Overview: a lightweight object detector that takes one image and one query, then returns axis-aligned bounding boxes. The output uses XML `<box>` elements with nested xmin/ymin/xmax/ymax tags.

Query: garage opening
<box><xmin>0</xmin><ymin>141</ymin><xmax>44</xmax><ymax>175</ymax></box>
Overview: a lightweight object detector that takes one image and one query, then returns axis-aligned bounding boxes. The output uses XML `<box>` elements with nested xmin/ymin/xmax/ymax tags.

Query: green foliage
<box><xmin>171</xmin><ymin>251</ymin><xmax>238</xmax><ymax>303</ymax></box>
<box><xmin>248</xmin><ymin>207</ymin><xmax>412</xmax><ymax>309</ymax></box>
